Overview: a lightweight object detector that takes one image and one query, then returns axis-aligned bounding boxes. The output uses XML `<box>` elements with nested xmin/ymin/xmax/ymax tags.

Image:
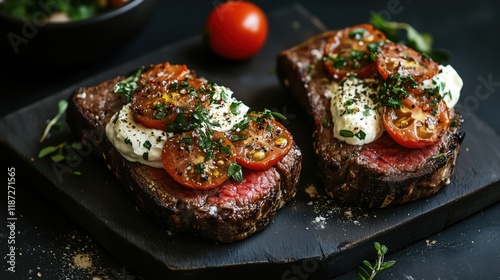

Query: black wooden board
<box><xmin>1</xmin><ymin>5</ymin><xmax>499</xmax><ymax>280</ymax></box>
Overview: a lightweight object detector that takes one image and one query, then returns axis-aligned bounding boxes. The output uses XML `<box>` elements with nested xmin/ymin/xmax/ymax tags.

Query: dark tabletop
<box><xmin>1</xmin><ymin>0</ymin><xmax>499</xmax><ymax>279</ymax></box>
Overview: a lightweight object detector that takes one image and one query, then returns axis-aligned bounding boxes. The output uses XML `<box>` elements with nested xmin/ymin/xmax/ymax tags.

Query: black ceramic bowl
<box><xmin>0</xmin><ymin>0</ymin><xmax>157</xmax><ymax>69</ymax></box>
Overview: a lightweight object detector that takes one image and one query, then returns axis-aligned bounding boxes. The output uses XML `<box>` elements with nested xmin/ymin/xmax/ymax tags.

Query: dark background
<box><xmin>1</xmin><ymin>0</ymin><xmax>499</xmax><ymax>279</ymax></box>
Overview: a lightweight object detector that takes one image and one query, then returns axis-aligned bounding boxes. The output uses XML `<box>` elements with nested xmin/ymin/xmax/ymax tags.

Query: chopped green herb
<box><xmin>194</xmin><ymin>163</ymin><xmax>205</xmax><ymax>174</ymax></box>
<box><xmin>349</xmin><ymin>27</ymin><xmax>367</xmax><ymax>40</ymax></box>
<box><xmin>322</xmin><ymin>118</ymin><xmax>330</xmax><ymax>128</ymax></box>
<box><xmin>180</xmin><ymin>135</ymin><xmax>193</xmax><ymax>145</ymax></box>
<box><xmin>230</xmin><ymin>102</ymin><xmax>241</xmax><ymax>115</ymax></box>
<box><xmin>378</xmin><ymin>74</ymin><xmax>416</xmax><ymax>108</ymax></box>
<box><xmin>124</xmin><ymin>138</ymin><xmax>133</xmax><ymax>146</ymax></box>
<box><xmin>355</xmin><ymin>130</ymin><xmax>367</xmax><ymax>140</ymax></box>
<box><xmin>143</xmin><ymin>140</ymin><xmax>152</xmax><ymax>150</ymax></box>
<box><xmin>339</xmin><ymin>129</ymin><xmax>354</xmax><ymax>138</ymax></box>
<box><xmin>450</xmin><ymin>119</ymin><xmax>459</xmax><ymax>127</ymax></box>
<box><xmin>229</xmin><ymin>134</ymin><xmax>247</xmax><ymax>142</ymax></box>
<box><xmin>427</xmin><ymin>151</ymin><xmax>451</xmax><ymax>161</ymax></box>
<box><xmin>227</xmin><ymin>162</ymin><xmax>243</xmax><ymax>183</ymax></box>
<box><xmin>339</xmin><ymin>129</ymin><xmax>366</xmax><ymax>140</ymax></box>
<box><xmin>114</xmin><ymin>69</ymin><xmax>142</xmax><ymax>102</ymax></box>
<box><xmin>142</xmin><ymin>152</ymin><xmax>149</xmax><ymax>161</ymax></box>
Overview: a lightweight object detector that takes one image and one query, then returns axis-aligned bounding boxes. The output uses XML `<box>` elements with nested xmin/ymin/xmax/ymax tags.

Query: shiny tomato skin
<box><xmin>383</xmin><ymin>95</ymin><xmax>450</xmax><ymax>149</ymax></box>
<box><xmin>133</xmin><ymin>113</ymin><xmax>175</xmax><ymax>131</ymax></box>
<box><xmin>323</xmin><ymin>24</ymin><xmax>386</xmax><ymax>81</ymax></box>
<box><xmin>131</xmin><ymin>63</ymin><xmax>210</xmax><ymax>131</ymax></box>
<box><xmin>205</xmin><ymin>1</ymin><xmax>268</xmax><ymax>60</ymax></box>
<box><xmin>162</xmin><ymin>131</ymin><xmax>236</xmax><ymax>190</ymax></box>
<box><xmin>229</xmin><ymin>114</ymin><xmax>293</xmax><ymax>170</ymax></box>
<box><xmin>376</xmin><ymin>42</ymin><xmax>439</xmax><ymax>82</ymax></box>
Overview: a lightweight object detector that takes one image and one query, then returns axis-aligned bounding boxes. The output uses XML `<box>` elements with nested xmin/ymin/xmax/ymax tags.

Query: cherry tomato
<box><xmin>323</xmin><ymin>24</ymin><xmax>386</xmax><ymax>81</ymax></box>
<box><xmin>228</xmin><ymin>114</ymin><xmax>293</xmax><ymax>170</ymax></box>
<box><xmin>131</xmin><ymin>62</ymin><xmax>210</xmax><ymax>131</ymax></box>
<box><xmin>383</xmin><ymin>94</ymin><xmax>450</xmax><ymax>149</ymax></box>
<box><xmin>205</xmin><ymin>1</ymin><xmax>268</xmax><ymax>60</ymax></box>
<box><xmin>376</xmin><ymin>42</ymin><xmax>439</xmax><ymax>82</ymax></box>
<box><xmin>162</xmin><ymin>131</ymin><xmax>236</xmax><ymax>189</ymax></box>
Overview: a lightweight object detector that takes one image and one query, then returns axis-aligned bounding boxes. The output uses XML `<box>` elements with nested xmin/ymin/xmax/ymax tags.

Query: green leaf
<box><xmin>356</xmin><ymin>267</ymin><xmax>370</xmax><ymax>280</ymax></box>
<box><xmin>71</xmin><ymin>142</ymin><xmax>82</xmax><ymax>150</ymax></box>
<box><xmin>38</xmin><ymin>146</ymin><xmax>59</xmax><ymax>158</ymax></box>
<box><xmin>51</xmin><ymin>154</ymin><xmax>65</xmax><ymax>163</ymax></box>
<box><xmin>357</xmin><ymin>242</ymin><xmax>395</xmax><ymax>280</ymax></box>
<box><xmin>362</xmin><ymin>260</ymin><xmax>373</xmax><ymax>270</ymax></box>
<box><xmin>228</xmin><ymin>162</ymin><xmax>243</xmax><ymax>183</ymax></box>
<box><xmin>380</xmin><ymin>260</ymin><xmax>396</xmax><ymax>270</ymax></box>
<box><xmin>380</xmin><ymin>244</ymin><xmax>388</xmax><ymax>255</ymax></box>
<box><xmin>339</xmin><ymin>129</ymin><xmax>354</xmax><ymax>138</ymax></box>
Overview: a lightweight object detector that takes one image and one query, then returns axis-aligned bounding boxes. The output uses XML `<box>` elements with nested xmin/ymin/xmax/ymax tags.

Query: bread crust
<box><xmin>277</xmin><ymin>30</ymin><xmax>464</xmax><ymax>208</ymax></box>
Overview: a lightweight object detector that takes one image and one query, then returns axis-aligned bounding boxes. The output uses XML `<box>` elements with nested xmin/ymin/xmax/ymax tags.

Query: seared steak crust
<box><xmin>66</xmin><ymin>76</ymin><xmax>302</xmax><ymax>243</ymax></box>
<box><xmin>277</xmin><ymin>31</ymin><xmax>464</xmax><ymax>208</ymax></box>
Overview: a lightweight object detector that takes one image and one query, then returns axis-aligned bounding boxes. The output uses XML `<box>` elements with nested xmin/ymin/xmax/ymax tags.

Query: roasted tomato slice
<box><xmin>383</xmin><ymin>94</ymin><xmax>450</xmax><ymax>149</ymax></box>
<box><xmin>131</xmin><ymin>62</ymin><xmax>209</xmax><ymax>131</ymax></box>
<box><xmin>229</xmin><ymin>114</ymin><xmax>293</xmax><ymax>170</ymax></box>
<box><xmin>323</xmin><ymin>24</ymin><xmax>386</xmax><ymax>81</ymax></box>
<box><xmin>376</xmin><ymin>42</ymin><xmax>439</xmax><ymax>82</ymax></box>
<box><xmin>162</xmin><ymin>130</ymin><xmax>236</xmax><ymax>189</ymax></box>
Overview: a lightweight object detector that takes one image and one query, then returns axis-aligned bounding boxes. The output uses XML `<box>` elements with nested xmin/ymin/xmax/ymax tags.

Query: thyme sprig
<box><xmin>357</xmin><ymin>242</ymin><xmax>396</xmax><ymax>280</ymax></box>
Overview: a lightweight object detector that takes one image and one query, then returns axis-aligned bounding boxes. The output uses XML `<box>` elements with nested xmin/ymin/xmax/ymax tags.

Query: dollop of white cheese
<box><xmin>207</xmin><ymin>85</ymin><xmax>249</xmax><ymax>132</ymax></box>
<box><xmin>106</xmin><ymin>85</ymin><xmax>250</xmax><ymax>167</ymax></box>
<box><xmin>327</xmin><ymin>65</ymin><xmax>462</xmax><ymax>146</ymax></box>
<box><xmin>327</xmin><ymin>77</ymin><xmax>384</xmax><ymax>145</ymax></box>
<box><xmin>106</xmin><ymin>104</ymin><xmax>169</xmax><ymax>168</ymax></box>
<box><xmin>420</xmin><ymin>64</ymin><xmax>462</xmax><ymax>109</ymax></box>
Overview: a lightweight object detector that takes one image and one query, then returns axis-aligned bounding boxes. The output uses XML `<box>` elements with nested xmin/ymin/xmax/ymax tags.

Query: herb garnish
<box><xmin>228</xmin><ymin>162</ymin><xmax>243</xmax><ymax>183</ymax></box>
<box><xmin>378</xmin><ymin>74</ymin><xmax>416</xmax><ymax>108</ymax></box>
<box><xmin>114</xmin><ymin>69</ymin><xmax>142</xmax><ymax>102</ymax></box>
<box><xmin>427</xmin><ymin>151</ymin><xmax>451</xmax><ymax>161</ymax></box>
<box><xmin>339</xmin><ymin>129</ymin><xmax>366</xmax><ymax>140</ymax></box>
<box><xmin>357</xmin><ymin>242</ymin><xmax>396</xmax><ymax>280</ymax></box>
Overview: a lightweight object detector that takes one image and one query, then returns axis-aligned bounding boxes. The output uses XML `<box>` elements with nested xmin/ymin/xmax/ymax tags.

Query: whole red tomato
<box><xmin>205</xmin><ymin>1</ymin><xmax>269</xmax><ymax>60</ymax></box>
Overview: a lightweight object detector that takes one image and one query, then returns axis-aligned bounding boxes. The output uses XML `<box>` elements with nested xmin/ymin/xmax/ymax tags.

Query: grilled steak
<box><xmin>277</xmin><ymin>31</ymin><xmax>464</xmax><ymax>208</ymax></box>
<box><xmin>66</xmin><ymin>74</ymin><xmax>302</xmax><ymax>243</ymax></box>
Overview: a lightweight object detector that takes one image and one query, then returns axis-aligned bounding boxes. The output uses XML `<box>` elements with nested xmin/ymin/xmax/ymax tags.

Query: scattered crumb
<box><xmin>312</xmin><ymin>216</ymin><xmax>327</xmax><ymax>229</ymax></box>
<box><xmin>73</xmin><ymin>253</ymin><xmax>93</xmax><ymax>269</ymax></box>
<box><xmin>304</xmin><ymin>186</ymin><xmax>372</xmax><ymax>229</ymax></box>
<box><xmin>344</xmin><ymin>210</ymin><xmax>353</xmax><ymax>218</ymax></box>
<box><xmin>426</xmin><ymin>239</ymin><xmax>437</xmax><ymax>246</ymax></box>
<box><xmin>304</xmin><ymin>184</ymin><xmax>319</xmax><ymax>198</ymax></box>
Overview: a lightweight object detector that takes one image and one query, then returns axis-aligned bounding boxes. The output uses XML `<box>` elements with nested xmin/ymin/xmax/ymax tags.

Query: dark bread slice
<box><xmin>276</xmin><ymin>31</ymin><xmax>464</xmax><ymax>208</ymax></box>
<box><xmin>66</xmin><ymin>74</ymin><xmax>302</xmax><ymax>243</ymax></box>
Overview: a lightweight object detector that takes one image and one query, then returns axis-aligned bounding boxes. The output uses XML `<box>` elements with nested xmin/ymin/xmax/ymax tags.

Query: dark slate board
<box><xmin>1</xmin><ymin>5</ymin><xmax>499</xmax><ymax>280</ymax></box>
